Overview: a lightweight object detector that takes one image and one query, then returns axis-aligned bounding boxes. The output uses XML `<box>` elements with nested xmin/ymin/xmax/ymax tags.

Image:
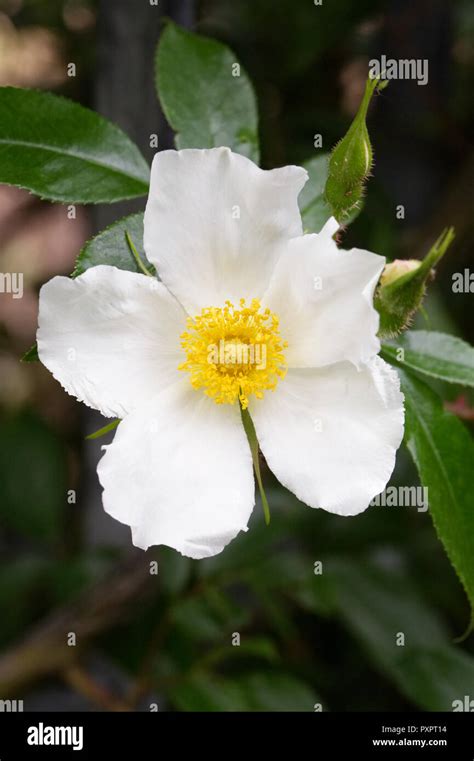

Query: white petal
<box><xmin>97</xmin><ymin>382</ymin><xmax>255</xmax><ymax>558</ymax></box>
<box><xmin>263</xmin><ymin>227</ymin><xmax>384</xmax><ymax>368</ymax></box>
<box><xmin>319</xmin><ymin>215</ymin><xmax>340</xmax><ymax>239</ymax></box>
<box><xmin>37</xmin><ymin>265</ymin><xmax>185</xmax><ymax>418</ymax></box>
<box><xmin>144</xmin><ymin>147</ymin><xmax>308</xmax><ymax>314</ymax></box>
<box><xmin>249</xmin><ymin>357</ymin><xmax>404</xmax><ymax>516</ymax></box>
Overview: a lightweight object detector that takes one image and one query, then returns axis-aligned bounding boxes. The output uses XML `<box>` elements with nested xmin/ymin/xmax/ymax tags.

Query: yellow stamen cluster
<box><xmin>179</xmin><ymin>299</ymin><xmax>287</xmax><ymax>409</ymax></box>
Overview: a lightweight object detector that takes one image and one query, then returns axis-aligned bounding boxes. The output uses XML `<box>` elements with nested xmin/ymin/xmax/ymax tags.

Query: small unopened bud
<box><xmin>375</xmin><ymin>228</ymin><xmax>455</xmax><ymax>337</ymax></box>
<box><xmin>380</xmin><ymin>259</ymin><xmax>422</xmax><ymax>287</ymax></box>
<box><xmin>324</xmin><ymin>76</ymin><xmax>383</xmax><ymax>222</ymax></box>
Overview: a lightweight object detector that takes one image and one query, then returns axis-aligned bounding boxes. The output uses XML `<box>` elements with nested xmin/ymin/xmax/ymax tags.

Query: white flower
<box><xmin>37</xmin><ymin>147</ymin><xmax>404</xmax><ymax>559</ymax></box>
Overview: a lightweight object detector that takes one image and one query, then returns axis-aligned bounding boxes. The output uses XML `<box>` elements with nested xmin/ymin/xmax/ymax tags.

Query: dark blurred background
<box><xmin>0</xmin><ymin>0</ymin><xmax>473</xmax><ymax>712</ymax></box>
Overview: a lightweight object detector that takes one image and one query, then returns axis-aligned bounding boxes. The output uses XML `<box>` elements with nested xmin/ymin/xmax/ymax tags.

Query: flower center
<box><xmin>179</xmin><ymin>299</ymin><xmax>287</xmax><ymax>409</ymax></box>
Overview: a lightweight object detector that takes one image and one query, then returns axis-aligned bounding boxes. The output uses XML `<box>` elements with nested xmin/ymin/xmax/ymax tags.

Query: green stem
<box><xmin>419</xmin><ymin>226</ymin><xmax>455</xmax><ymax>275</ymax></box>
<box><xmin>86</xmin><ymin>419</ymin><xmax>120</xmax><ymax>440</ymax></box>
<box><xmin>125</xmin><ymin>230</ymin><xmax>153</xmax><ymax>277</ymax></box>
<box><xmin>359</xmin><ymin>75</ymin><xmax>379</xmax><ymax>121</ymax></box>
<box><xmin>241</xmin><ymin>407</ymin><xmax>271</xmax><ymax>525</ymax></box>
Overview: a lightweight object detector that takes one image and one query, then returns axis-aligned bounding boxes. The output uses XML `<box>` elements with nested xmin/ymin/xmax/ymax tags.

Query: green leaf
<box><xmin>299</xmin><ymin>155</ymin><xmax>331</xmax><ymax>233</ymax></box>
<box><xmin>400</xmin><ymin>369</ymin><xmax>474</xmax><ymax>620</ymax></box>
<box><xmin>21</xmin><ymin>343</ymin><xmax>39</xmax><ymax>362</ymax></box>
<box><xmin>0</xmin><ymin>87</ymin><xmax>150</xmax><ymax>203</ymax></box>
<box><xmin>47</xmin><ymin>552</ymin><xmax>116</xmax><ymax>604</ymax></box>
<box><xmin>179</xmin><ymin>637</ymin><xmax>279</xmax><ymax>675</ymax></box>
<box><xmin>237</xmin><ymin>673</ymin><xmax>317</xmax><ymax>711</ymax></box>
<box><xmin>327</xmin><ymin>557</ymin><xmax>474</xmax><ymax>710</ymax></box>
<box><xmin>382</xmin><ymin>331</ymin><xmax>474</xmax><ymax>387</ymax></box>
<box><xmin>228</xmin><ymin>637</ymin><xmax>279</xmax><ymax>663</ymax></box>
<box><xmin>171</xmin><ymin>675</ymin><xmax>246</xmax><ymax>712</ymax></box>
<box><xmin>156</xmin><ymin>23</ymin><xmax>259</xmax><ymax>162</ymax></box>
<box><xmin>158</xmin><ymin>547</ymin><xmax>192</xmax><ymax>596</ymax></box>
<box><xmin>72</xmin><ymin>212</ymin><xmax>153</xmax><ymax>276</ymax></box>
<box><xmin>172</xmin><ymin>589</ymin><xmax>250</xmax><ymax>642</ymax></box>
<box><xmin>171</xmin><ymin>672</ymin><xmax>317</xmax><ymax>712</ymax></box>
<box><xmin>0</xmin><ymin>412</ymin><xmax>66</xmax><ymax>542</ymax></box>
<box><xmin>396</xmin><ymin>648</ymin><xmax>474</xmax><ymax>711</ymax></box>
<box><xmin>300</xmin><ymin>154</ymin><xmax>362</xmax><ymax>233</ymax></box>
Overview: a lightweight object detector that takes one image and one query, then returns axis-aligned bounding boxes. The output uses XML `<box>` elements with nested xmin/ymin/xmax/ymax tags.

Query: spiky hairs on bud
<box><xmin>375</xmin><ymin>229</ymin><xmax>455</xmax><ymax>338</ymax></box>
<box><xmin>324</xmin><ymin>76</ymin><xmax>386</xmax><ymax>222</ymax></box>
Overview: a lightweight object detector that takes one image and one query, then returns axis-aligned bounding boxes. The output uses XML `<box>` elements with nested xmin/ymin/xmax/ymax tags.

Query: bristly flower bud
<box><xmin>380</xmin><ymin>259</ymin><xmax>422</xmax><ymax>287</ymax></box>
<box><xmin>324</xmin><ymin>76</ymin><xmax>386</xmax><ymax>222</ymax></box>
<box><xmin>375</xmin><ymin>228</ymin><xmax>455</xmax><ymax>338</ymax></box>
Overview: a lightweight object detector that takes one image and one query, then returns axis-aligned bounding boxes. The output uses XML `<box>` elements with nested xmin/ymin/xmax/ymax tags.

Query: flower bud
<box><xmin>324</xmin><ymin>76</ymin><xmax>381</xmax><ymax>222</ymax></box>
<box><xmin>375</xmin><ymin>228</ymin><xmax>455</xmax><ymax>337</ymax></box>
<box><xmin>380</xmin><ymin>259</ymin><xmax>422</xmax><ymax>287</ymax></box>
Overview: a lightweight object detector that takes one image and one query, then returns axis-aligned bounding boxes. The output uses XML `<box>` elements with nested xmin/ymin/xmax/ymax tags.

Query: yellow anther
<box><xmin>179</xmin><ymin>299</ymin><xmax>287</xmax><ymax>409</ymax></box>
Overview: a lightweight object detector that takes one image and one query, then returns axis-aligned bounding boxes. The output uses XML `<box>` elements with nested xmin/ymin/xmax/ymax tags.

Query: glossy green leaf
<box><xmin>72</xmin><ymin>212</ymin><xmax>152</xmax><ymax>276</ymax></box>
<box><xmin>156</xmin><ymin>23</ymin><xmax>259</xmax><ymax>161</ymax></box>
<box><xmin>0</xmin><ymin>87</ymin><xmax>150</xmax><ymax>203</ymax></box>
<box><xmin>382</xmin><ymin>331</ymin><xmax>474</xmax><ymax>387</ymax></box>
<box><xmin>400</xmin><ymin>369</ymin><xmax>474</xmax><ymax>620</ymax></box>
<box><xmin>327</xmin><ymin>558</ymin><xmax>474</xmax><ymax>710</ymax></box>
